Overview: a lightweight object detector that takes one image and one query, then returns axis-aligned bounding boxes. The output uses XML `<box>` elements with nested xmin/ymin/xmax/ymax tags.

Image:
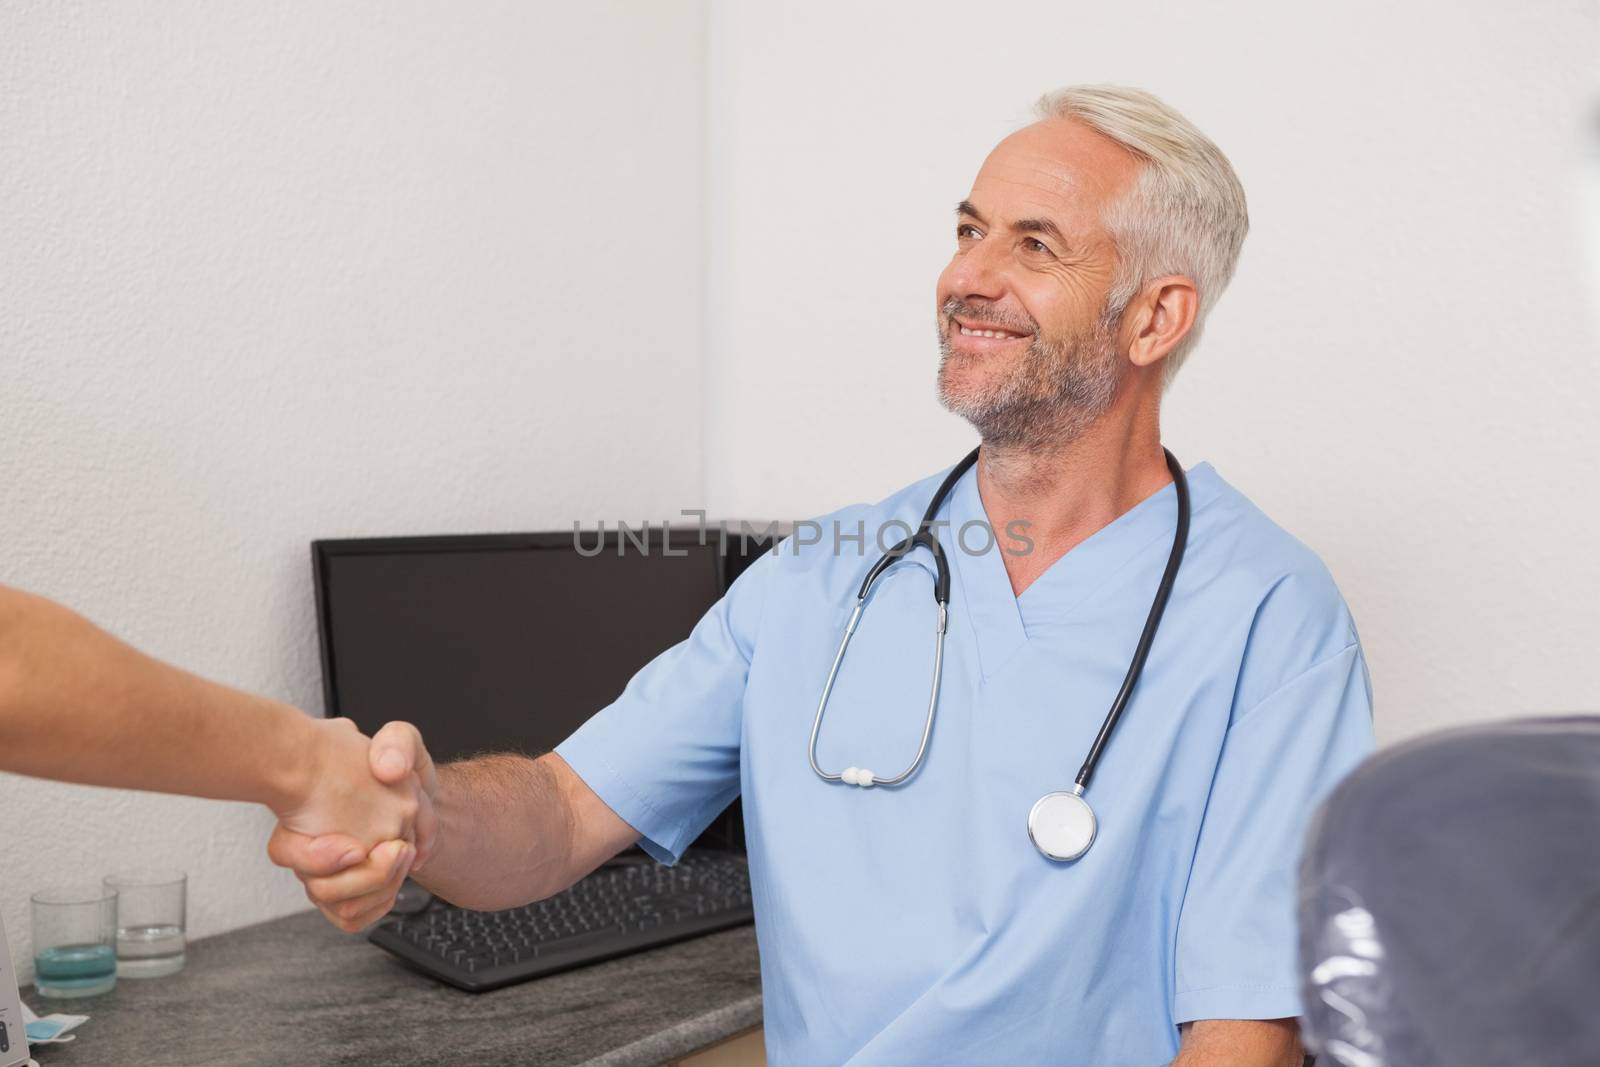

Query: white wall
<box><xmin>704</xmin><ymin>0</ymin><xmax>1600</xmax><ymax>745</ymax></box>
<box><xmin>0</xmin><ymin>0</ymin><xmax>706</xmax><ymax>982</ymax></box>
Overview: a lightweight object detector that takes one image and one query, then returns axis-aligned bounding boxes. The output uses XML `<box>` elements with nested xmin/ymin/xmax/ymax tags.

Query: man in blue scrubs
<box><xmin>278</xmin><ymin>85</ymin><xmax>1374</xmax><ymax>1065</ymax></box>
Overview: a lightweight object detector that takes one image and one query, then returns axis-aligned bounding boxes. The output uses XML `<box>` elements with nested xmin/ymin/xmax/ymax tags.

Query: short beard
<box><xmin>936</xmin><ymin>297</ymin><xmax>1125</xmax><ymax>453</ymax></box>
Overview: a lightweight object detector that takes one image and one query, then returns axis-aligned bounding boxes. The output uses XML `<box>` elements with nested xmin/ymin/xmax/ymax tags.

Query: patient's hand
<box><xmin>268</xmin><ymin>720</ymin><xmax>440</xmax><ymax>932</ymax></box>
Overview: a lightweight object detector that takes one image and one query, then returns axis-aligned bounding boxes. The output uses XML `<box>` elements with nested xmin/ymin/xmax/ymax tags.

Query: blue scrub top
<box><xmin>556</xmin><ymin>459</ymin><xmax>1375</xmax><ymax>1065</ymax></box>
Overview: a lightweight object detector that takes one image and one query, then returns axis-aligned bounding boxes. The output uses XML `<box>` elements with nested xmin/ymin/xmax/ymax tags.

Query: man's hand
<box><xmin>268</xmin><ymin>720</ymin><xmax>439</xmax><ymax>932</ymax></box>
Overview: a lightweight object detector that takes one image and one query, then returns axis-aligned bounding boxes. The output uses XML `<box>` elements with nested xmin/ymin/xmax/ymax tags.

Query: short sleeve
<box><xmin>553</xmin><ymin>550</ymin><xmax>773</xmax><ymax>865</ymax></box>
<box><xmin>1172</xmin><ymin>641</ymin><xmax>1376</xmax><ymax>1023</ymax></box>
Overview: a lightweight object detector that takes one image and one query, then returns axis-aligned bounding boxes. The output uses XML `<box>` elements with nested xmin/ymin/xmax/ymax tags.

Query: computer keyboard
<box><xmin>368</xmin><ymin>850</ymin><xmax>755</xmax><ymax>992</ymax></box>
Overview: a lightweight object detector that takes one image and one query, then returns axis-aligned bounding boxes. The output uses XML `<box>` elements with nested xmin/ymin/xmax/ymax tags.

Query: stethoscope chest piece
<box><xmin>1027</xmin><ymin>790</ymin><xmax>1098</xmax><ymax>861</ymax></box>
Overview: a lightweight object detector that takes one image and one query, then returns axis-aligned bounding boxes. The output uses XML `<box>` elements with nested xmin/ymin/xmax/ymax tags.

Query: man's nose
<box><xmin>945</xmin><ymin>238</ymin><xmax>1010</xmax><ymax>302</ymax></box>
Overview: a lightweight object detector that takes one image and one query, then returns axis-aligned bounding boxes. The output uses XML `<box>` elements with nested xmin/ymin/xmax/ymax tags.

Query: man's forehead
<box><xmin>965</xmin><ymin>118</ymin><xmax>1139</xmax><ymax>231</ymax></box>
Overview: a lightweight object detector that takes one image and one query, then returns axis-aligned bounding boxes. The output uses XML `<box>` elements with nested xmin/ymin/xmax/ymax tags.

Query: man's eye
<box><xmin>1022</xmin><ymin>237</ymin><xmax>1052</xmax><ymax>254</ymax></box>
<box><xmin>956</xmin><ymin>224</ymin><xmax>981</xmax><ymax>239</ymax></box>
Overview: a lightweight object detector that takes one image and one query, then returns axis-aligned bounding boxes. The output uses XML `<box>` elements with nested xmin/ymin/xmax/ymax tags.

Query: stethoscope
<box><xmin>808</xmin><ymin>446</ymin><xmax>1190</xmax><ymax>862</ymax></box>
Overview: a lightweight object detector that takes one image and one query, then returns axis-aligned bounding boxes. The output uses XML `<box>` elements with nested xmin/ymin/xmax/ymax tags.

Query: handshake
<box><xmin>0</xmin><ymin>583</ymin><xmax>610</xmax><ymax>930</ymax></box>
<box><xmin>265</xmin><ymin>717</ymin><xmax>443</xmax><ymax>932</ymax></box>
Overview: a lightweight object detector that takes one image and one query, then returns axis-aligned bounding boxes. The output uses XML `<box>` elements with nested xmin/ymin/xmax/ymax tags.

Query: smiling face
<box><xmin>936</xmin><ymin>118</ymin><xmax>1143</xmax><ymax>450</ymax></box>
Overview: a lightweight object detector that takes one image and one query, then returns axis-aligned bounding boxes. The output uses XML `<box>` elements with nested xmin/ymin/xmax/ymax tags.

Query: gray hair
<box><xmin>1034</xmin><ymin>85</ymin><xmax>1249</xmax><ymax>383</ymax></box>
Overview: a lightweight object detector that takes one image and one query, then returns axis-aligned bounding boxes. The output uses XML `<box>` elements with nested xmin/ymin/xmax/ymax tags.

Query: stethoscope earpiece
<box><xmin>809</xmin><ymin>447</ymin><xmax>1190</xmax><ymax>862</ymax></box>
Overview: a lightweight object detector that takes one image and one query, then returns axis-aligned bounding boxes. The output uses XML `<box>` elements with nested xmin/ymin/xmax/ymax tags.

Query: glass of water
<box><xmin>30</xmin><ymin>886</ymin><xmax>118</xmax><ymax>998</ymax></box>
<box><xmin>104</xmin><ymin>869</ymin><xmax>187</xmax><ymax>978</ymax></box>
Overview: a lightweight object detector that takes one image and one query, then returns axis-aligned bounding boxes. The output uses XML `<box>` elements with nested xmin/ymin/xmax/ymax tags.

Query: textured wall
<box><xmin>0</xmin><ymin>0</ymin><xmax>706</xmax><ymax>982</ymax></box>
<box><xmin>704</xmin><ymin>0</ymin><xmax>1600</xmax><ymax>744</ymax></box>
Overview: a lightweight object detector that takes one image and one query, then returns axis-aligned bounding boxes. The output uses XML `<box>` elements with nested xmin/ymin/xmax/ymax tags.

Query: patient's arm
<box><xmin>0</xmin><ymin>583</ymin><xmax>419</xmax><ymax>849</ymax></box>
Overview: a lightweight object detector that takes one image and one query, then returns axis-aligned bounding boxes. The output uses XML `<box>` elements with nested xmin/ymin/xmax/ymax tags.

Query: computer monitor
<box><xmin>312</xmin><ymin>527</ymin><xmax>771</xmax><ymax>853</ymax></box>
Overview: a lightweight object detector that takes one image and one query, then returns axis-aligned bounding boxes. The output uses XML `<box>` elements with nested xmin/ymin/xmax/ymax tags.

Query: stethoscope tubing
<box><xmin>809</xmin><ymin>446</ymin><xmax>1189</xmax><ymax>798</ymax></box>
<box><xmin>1073</xmin><ymin>448</ymin><xmax>1190</xmax><ymax>791</ymax></box>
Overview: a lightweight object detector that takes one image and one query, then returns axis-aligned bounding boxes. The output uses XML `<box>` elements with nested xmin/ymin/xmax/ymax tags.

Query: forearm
<box><xmin>414</xmin><ymin>753</ymin><xmax>579</xmax><ymax>911</ymax></box>
<box><xmin>1172</xmin><ymin>1019</ymin><xmax>1302</xmax><ymax>1066</ymax></box>
<box><xmin>0</xmin><ymin>584</ymin><xmax>317</xmax><ymax>809</ymax></box>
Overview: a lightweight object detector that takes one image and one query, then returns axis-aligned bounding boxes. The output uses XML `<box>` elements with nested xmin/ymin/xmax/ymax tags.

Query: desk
<box><xmin>25</xmin><ymin>910</ymin><xmax>763</xmax><ymax>1066</ymax></box>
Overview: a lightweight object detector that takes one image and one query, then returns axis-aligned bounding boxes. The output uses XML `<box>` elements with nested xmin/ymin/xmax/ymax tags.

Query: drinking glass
<box><xmin>30</xmin><ymin>886</ymin><xmax>118</xmax><ymax>998</ymax></box>
<box><xmin>104</xmin><ymin>869</ymin><xmax>187</xmax><ymax>978</ymax></box>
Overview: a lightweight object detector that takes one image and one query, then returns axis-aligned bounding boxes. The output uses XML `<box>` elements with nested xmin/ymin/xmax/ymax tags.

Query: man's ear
<box><xmin>1125</xmin><ymin>275</ymin><xmax>1199</xmax><ymax>370</ymax></box>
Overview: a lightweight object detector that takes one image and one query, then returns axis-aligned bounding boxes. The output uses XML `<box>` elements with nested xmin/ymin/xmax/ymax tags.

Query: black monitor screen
<box><xmin>313</xmin><ymin>532</ymin><xmax>723</xmax><ymax>766</ymax></box>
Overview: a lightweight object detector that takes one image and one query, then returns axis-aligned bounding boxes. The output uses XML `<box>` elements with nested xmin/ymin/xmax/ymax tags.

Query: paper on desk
<box><xmin>21</xmin><ymin>1002</ymin><xmax>86</xmax><ymax>1044</ymax></box>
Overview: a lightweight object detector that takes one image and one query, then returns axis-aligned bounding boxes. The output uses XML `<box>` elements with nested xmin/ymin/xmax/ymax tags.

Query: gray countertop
<box><xmin>25</xmin><ymin>909</ymin><xmax>762</xmax><ymax>1067</ymax></box>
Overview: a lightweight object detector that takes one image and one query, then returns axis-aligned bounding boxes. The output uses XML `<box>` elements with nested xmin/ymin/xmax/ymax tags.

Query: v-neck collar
<box><xmin>940</xmin><ymin>458</ymin><xmax>1219</xmax><ymax>680</ymax></box>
